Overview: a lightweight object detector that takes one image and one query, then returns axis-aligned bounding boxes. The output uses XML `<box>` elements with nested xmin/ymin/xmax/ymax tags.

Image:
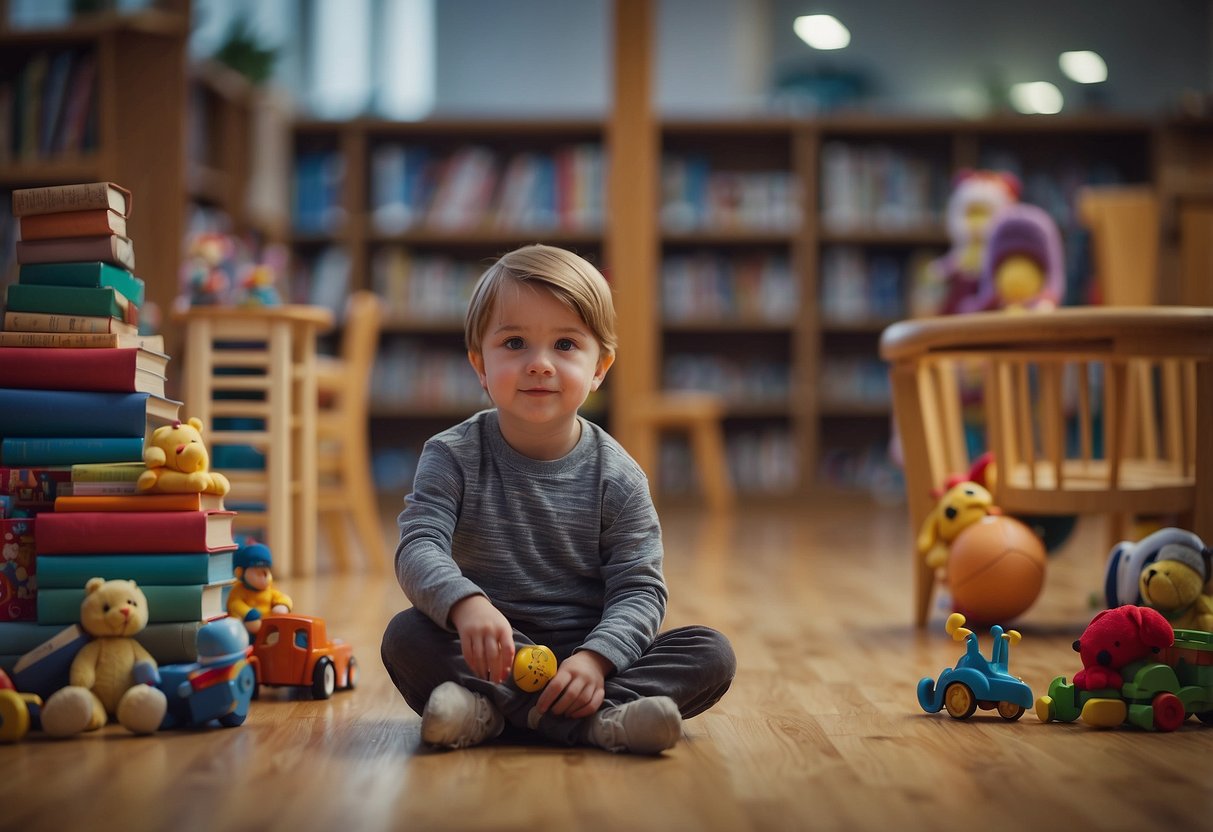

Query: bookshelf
<box><xmin>657</xmin><ymin>119</ymin><xmax>809</xmax><ymax>497</ymax></box>
<box><xmin>0</xmin><ymin>9</ymin><xmax>190</xmax><ymax>340</ymax></box>
<box><xmin>289</xmin><ymin>113</ymin><xmax>1174</xmax><ymax>500</ymax></box>
<box><xmin>288</xmin><ymin>118</ymin><xmax>608</xmax><ymax>493</ymax></box>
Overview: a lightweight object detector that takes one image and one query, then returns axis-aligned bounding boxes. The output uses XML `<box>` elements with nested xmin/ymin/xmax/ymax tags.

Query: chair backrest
<box><xmin>326</xmin><ymin>290</ymin><xmax>382</xmax><ymax>418</ymax></box>
<box><xmin>882</xmin><ymin>306</ymin><xmax>1213</xmax><ymax>535</ymax></box>
<box><xmin>1078</xmin><ymin>185</ymin><xmax>1160</xmax><ymax>306</ymax></box>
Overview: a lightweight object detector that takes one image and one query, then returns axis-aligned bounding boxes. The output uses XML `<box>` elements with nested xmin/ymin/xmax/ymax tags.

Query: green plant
<box><xmin>214</xmin><ymin>17</ymin><xmax>277</xmax><ymax>86</ymax></box>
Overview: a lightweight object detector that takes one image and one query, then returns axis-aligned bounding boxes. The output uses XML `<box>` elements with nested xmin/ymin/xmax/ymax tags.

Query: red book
<box><xmin>34</xmin><ymin>510</ymin><xmax>238</xmax><ymax>555</ymax></box>
<box><xmin>15</xmin><ymin>234</ymin><xmax>135</xmax><ymax>272</ymax></box>
<box><xmin>0</xmin><ymin>346</ymin><xmax>167</xmax><ymax>394</ymax></box>
<box><xmin>18</xmin><ymin>208</ymin><xmax>127</xmax><ymax>240</ymax></box>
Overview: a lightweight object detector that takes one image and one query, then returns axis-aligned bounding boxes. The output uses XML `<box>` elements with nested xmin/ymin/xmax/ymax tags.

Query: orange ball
<box><xmin>946</xmin><ymin>515</ymin><xmax>1046</xmax><ymax>624</ymax></box>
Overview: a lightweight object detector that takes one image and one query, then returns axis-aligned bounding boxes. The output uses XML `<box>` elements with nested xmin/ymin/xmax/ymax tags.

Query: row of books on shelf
<box><xmin>817</xmin><ymin>443</ymin><xmax>904</xmax><ymax>503</ymax></box>
<box><xmin>978</xmin><ymin>149</ymin><xmax>1133</xmax><ymax>232</ymax></box>
<box><xmin>370</xmin><ymin>339</ymin><xmax>488</xmax><ymax>410</ymax></box>
<box><xmin>371</xmin><ymin>247</ymin><xmax>478</xmax><ymax>323</ymax></box>
<box><xmin>663</xmin><ymin>354</ymin><xmax>791</xmax><ymax>405</ymax></box>
<box><xmin>819</xmin><ymin>141</ymin><xmax>947</xmax><ymax>233</ymax></box>
<box><xmin>658</xmin><ymin>426</ymin><xmax>798</xmax><ymax>495</ymax></box>
<box><xmin>662</xmin><ymin>251</ymin><xmax>797</xmax><ymax>325</ymax></box>
<box><xmin>818</xmin><ymin>245</ymin><xmax>938</xmax><ymax>324</ymax></box>
<box><xmin>370</xmin><ymin>142</ymin><xmax>606</xmax><ymax>234</ymax></box>
<box><xmin>290</xmin><ymin>244</ymin><xmax>351</xmax><ymax>315</ymax></box>
<box><xmin>818</xmin><ymin>358</ymin><xmax>892</xmax><ymax>409</ymax></box>
<box><xmin>0</xmin><ymin>47</ymin><xmax>98</xmax><ymax>166</ymax></box>
<box><xmin>660</xmin><ymin>155</ymin><xmax>802</xmax><ymax>232</ymax></box>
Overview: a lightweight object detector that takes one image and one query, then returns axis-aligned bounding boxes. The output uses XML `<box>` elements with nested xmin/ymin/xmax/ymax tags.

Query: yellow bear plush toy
<box><xmin>137</xmin><ymin>417</ymin><xmax>231</xmax><ymax>496</ymax></box>
<box><xmin>40</xmin><ymin>578</ymin><xmax>168</xmax><ymax>736</ymax></box>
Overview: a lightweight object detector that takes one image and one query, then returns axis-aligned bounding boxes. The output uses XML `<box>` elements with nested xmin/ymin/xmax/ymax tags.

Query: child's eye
<box><xmin>504</xmin><ymin>337</ymin><xmax>525</xmax><ymax>350</ymax></box>
<box><xmin>555</xmin><ymin>338</ymin><xmax>575</xmax><ymax>351</ymax></box>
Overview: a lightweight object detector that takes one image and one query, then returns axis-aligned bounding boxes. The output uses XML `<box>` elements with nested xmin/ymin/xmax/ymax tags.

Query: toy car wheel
<box><xmin>1151</xmin><ymin>692</ymin><xmax>1185</xmax><ymax>732</ymax></box>
<box><xmin>997</xmin><ymin>700</ymin><xmax>1025</xmax><ymax>721</ymax></box>
<box><xmin>944</xmin><ymin>682</ymin><xmax>977</xmax><ymax>719</ymax></box>
<box><xmin>219</xmin><ymin>710</ymin><xmax>247</xmax><ymax>728</ymax></box>
<box><xmin>344</xmin><ymin>657</ymin><xmax>358</xmax><ymax>691</ymax></box>
<box><xmin>0</xmin><ymin>690</ymin><xmax>30</xmax><ymax>743</ymax></box>
<box><xmin>312</xmin><ymin>657</ymin><xmax>336</xmax><ymax>700</ymax></box>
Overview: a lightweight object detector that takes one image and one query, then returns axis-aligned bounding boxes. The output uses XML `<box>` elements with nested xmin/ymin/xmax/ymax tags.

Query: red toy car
<box><xmin>248</xmin><ymin>613</ymin><xmax>356</xmax><ymax>700</ymax></box>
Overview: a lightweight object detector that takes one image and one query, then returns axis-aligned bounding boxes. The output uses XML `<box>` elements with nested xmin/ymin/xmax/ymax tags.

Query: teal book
<box><xmin>1</xmin><ymin>436</ymin><xmax>145</xmax><ymax>466</ymax></box>
<box><xmin>18</xmin><ymin>261</ymin><xmax>145</xmax><ymax>307</ymax></box>
<box><xmin>0</xmin><ymin>389</ymin><xmax>179</xmax><ymax>438</ymax></box>
<box><xmin>36</xmin><ymin>551</ymin><xmax>235</xmax><ymax>588</ymax></box>
<box><xmin>36</xmin><ymin>581</ymin><xmax>235</xmax><ymax>625</ymax></box>
<box><xmin>4</xmin><ymin>284</ymin><xmax>128</xmax><ymax>319</ymax></box>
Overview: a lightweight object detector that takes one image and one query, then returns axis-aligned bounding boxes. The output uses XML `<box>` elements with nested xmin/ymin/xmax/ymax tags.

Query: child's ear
<box><xmin>591</xmin><ymin>352</ymin><xmax>615</xmax><ymax>390</ymax></box>
<box><xmin>467</xmin><ymin>351</ymin><xmax>487</xmax><ymax>389</ymax></box>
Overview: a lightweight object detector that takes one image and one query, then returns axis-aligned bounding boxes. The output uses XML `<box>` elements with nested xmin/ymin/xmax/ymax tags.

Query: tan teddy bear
<box><xmin>136</xmin><ymin>417</ymin><xmax>231</xmax><ymax>496</ymax></box>
<box><xmin>40</xmin><ymin>578</ymin><xmax>168</xmax><ymax>737</ymax></box>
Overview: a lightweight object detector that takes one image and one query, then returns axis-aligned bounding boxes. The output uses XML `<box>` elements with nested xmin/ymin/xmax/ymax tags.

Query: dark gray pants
<box><xmin>381</xmin><ymin>607</ymin><xmax>736</xmax><ymax>746</ymax></box>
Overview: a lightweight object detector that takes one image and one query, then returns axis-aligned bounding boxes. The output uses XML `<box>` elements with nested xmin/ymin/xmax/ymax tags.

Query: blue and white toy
<box><xmin>154</xmin><ymin>617</ymin><xmax>256</xmax><ymax>729</ymax></box>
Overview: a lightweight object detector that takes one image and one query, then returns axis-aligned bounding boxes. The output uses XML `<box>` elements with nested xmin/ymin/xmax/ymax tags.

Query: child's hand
<box><xmin>450</xmin><ymin>594</ymin><xmax>515</xmax><ymax>684</ymax></box>
<box><xmin>537</xmin><ymin>650</ymin><xmax>612</xmax><ymax>719</ymax></box>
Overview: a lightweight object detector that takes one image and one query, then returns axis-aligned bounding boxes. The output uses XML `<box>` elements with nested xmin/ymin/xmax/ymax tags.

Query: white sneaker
<box><xmin>420</xmin><ymin>682</ymin><xmax>505</xmax><ymax>749</ymax></box>
<box><xmin>585</xmin><ymin>696</ymin><xmax>682</xmax><ymax>754</ymax></box>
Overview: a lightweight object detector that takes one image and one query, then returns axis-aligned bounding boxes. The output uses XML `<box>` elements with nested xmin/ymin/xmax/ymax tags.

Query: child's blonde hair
<box><xmin>465</xmin><ymin>244</ymin><xmax>617</xmax><ymax>358</ymax></box>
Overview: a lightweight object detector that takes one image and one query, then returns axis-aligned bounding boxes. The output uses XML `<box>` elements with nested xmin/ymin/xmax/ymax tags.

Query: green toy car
<box><xmin>1035</xmin><ymin>628</ymin><xmax>1213</xmax><ymax>731</ymax></box>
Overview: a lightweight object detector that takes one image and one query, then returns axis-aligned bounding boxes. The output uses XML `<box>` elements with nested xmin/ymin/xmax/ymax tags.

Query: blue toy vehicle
<box><xmin>917</xmin><ymin>613</ymin><xmax>1034</xmax><ymax>720</ymax></box>
<box><xmin>154</xmin><ymin>617</ymin><xmax>256</xmax><ymax>729</ymax></box>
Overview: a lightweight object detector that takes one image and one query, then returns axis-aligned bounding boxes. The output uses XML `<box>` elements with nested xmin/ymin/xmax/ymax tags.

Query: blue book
<box><xmin>0</xmin><ymin>389</ymin><xmax>179</xmax><ymax>438</ymax></box>
<box><xmin>0</xmin><ymin>436</ymin><xmax>144</xmax><ymax>466</ymax></box>
<box><xmin>36</xmin><ymin>581</ymin><xmax>235</xmax><ymax>625</ymax></box>
<box><xmin>10</xmin><ymin>623</ymin><xmax>87</xmax><ymax>698</ymax></box>
<box><xmin>36</xmin><ymin>551</ymin><xmax>235</xmax><ymax>588</ymax></box>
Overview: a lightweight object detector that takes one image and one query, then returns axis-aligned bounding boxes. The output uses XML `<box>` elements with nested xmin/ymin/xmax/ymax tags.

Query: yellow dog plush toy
<box><xmin>137</xmin><ymin>417</ymin><xmax>231</xmax><ymax>496</ymax></box>
<box><xmin>917</xmin><ymin>481</ymin><xmax>998</xmax><ymax>570</ymax></box>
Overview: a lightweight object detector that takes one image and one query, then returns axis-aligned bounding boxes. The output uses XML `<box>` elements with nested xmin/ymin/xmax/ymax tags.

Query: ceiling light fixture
<box><xmin>793</xmin><ymin>15</ymin><xmax>851</xmax><ymax>50</ymax></box>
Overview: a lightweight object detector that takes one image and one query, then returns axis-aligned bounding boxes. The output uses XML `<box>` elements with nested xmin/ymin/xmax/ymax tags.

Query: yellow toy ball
<box><xmin>513</xmin><ymin>645</ymin><xmax>558</xmax><ymax>693</ymax></box>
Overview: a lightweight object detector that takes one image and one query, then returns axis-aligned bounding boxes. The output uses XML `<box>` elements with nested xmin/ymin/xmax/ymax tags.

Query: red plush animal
<box><xmin>1071</xmin><ymin>606</ymin><xmax>1174</xmax><ymax>691</ymax></box>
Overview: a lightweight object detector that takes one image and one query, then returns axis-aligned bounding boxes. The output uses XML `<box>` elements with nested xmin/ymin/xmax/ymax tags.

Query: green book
<box><xmin>19</xmin><ymin>261</ymin><xmax>145</xmax><ymax>307</ymax></box>
<box><xmin>4</xmin><ymin>284</ymin><xmax>127</xmax><ymax>319</ymax></box>
<box><xmin>36</xmin><ymin>552</ymin><xmax>235</xmax><ymax>588</ymax></box>
<box><xmin>35</xmin><ymin>581</ymin><xmax>235</xmax><ymax>625</ymax></box>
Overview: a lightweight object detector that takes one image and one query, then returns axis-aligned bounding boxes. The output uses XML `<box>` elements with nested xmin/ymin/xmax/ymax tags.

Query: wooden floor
<box><xmin>6</xmin><ymin>494</ymin><xmax>1213</xmax><ymax>832</ymax></box>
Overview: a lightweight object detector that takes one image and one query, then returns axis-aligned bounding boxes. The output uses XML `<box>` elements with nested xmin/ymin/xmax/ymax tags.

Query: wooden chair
<box><xmin>879</xmin><ymin>307</ymin><xmax>1213</xmax><ymax>626</ymax></box>
<box><xmin>621</xmin><ymin>391</ymin><xmax>734</xmax><ymax>511</ymax></box>
<box><xmin>179</xmin><ymin>305</ymin><xmax>334</xmax><ymax>578</ymax></box>
<box><xmin>315</xmin><ymin>291</ymin><xmax>387</xmax><ymax>573</ymax></box>
<box><xmin>1078</xmin><ymin>185</ymin><xmax>1161</xmax><ymax>306</ymax></box>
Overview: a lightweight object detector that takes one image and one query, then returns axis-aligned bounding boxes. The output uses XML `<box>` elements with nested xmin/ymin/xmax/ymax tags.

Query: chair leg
<box><xmin>320</xmin><ymin>508</ymin><xmax>354</xmax><ymax>573</ymax></box>
<box><xmin>344</xmin><ymin>436</ymin><xmax>387</xmax><ymax>572</ymax></box>
<box><xmin>691</xmin><ymin>420</ymin><xmax>733</xmax><ymax>511</ymax></box>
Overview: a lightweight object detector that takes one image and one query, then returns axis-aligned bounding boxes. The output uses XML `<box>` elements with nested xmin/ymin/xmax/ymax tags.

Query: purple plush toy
<box><xmin>958</xmin><ymin>202</ymin><xmax>1064</xmax><ymax>313</ymax></box>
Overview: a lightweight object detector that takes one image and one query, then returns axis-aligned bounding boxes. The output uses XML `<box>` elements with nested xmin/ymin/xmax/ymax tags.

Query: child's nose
<box><xmin>527</xmin><ymin>353</ymin><xmax>555</xmax><ymax>374</ymax></box>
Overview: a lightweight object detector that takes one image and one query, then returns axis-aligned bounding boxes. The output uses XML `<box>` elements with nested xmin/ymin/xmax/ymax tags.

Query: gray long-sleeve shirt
<box><xmin>394</xmin><ymin>409</ymin><xmax>667</xmax><ymax>673</ymax></box>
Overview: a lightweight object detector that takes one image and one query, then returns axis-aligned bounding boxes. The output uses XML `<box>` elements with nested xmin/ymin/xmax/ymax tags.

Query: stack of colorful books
<box><xmin>0</xmin><ymin>183</ymin><xmax>239</xmax><ymax>687</ymax></box>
